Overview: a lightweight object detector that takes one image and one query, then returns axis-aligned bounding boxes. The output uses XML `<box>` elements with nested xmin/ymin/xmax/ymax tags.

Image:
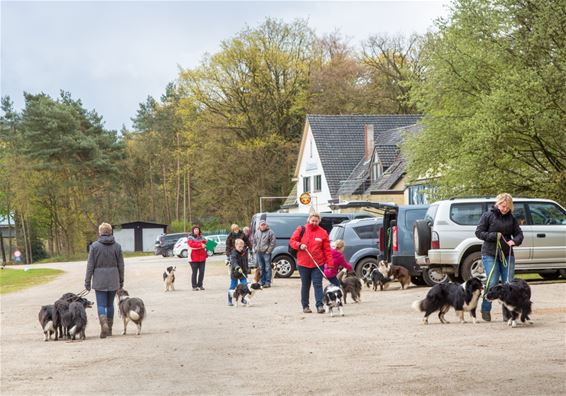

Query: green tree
<box><xmin>407</xmin><ymin>0</ymin><xmax>566</xmax><ymax>204</ymax></box>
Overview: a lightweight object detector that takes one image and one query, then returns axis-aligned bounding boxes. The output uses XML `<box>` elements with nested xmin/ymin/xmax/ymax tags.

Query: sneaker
<box><xmin>303</xmin><ymin>307</ymin><xmax>312</xmax><ymax>313</ymax></box>
<box><xmin>199</xmin><ymin>287</ymin><xmax>205</xmax><ymax>291</ymax></box>
<box><xmin>317</xmin><ymin>306</ymin><xmax>326</xmax><ymax>314</ymax></box>
<box><xmin>264</xmin><ymin>284</ymin><xmax>271</xmax><ymax>288</ymax></box>
<box><xmin>227</xmin><ymin>302</ymin><xmax>234</xmax><ymax>306</ymax></box>
<box><xmin>481</xmin><ymin>311</ymin><xmax>491</xmax><ymax>322</ymax></box>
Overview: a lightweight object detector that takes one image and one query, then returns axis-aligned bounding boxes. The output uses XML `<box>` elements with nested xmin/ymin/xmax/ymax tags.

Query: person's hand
<box><xmin>507</xmin><ymin>240</ymin><xmax>515</xmax><ymax>247</ymax></box>
<box><xmin>119</xmin><ymin>282</ymin><xmax>123</xmax><ymax>289</ymax></box>
<box><xmin>299</xmin><ymin>244</ymin><xmax>307</xmax><ymax>251</ymax></box>
<box><xmin>85</xmin><ymin>284</ymin><xmax>91</xmax><ymax>292</ymax></box>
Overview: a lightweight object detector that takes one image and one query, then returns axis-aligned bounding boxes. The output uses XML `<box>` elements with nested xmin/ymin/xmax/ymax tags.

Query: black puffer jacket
<box><xmin>475</xmin><ymin>206</ymin><xmax>524</xmax><ymax>257</ymax></box>
<box><xmin>229</xmin><ymin>248</ymin><xmax>249</xmax><ymax>279</ymax></box>
<box><xmin>84</xmin><ymin>235</ymin><xmax>124</xmax><ymax>291</ymax></box>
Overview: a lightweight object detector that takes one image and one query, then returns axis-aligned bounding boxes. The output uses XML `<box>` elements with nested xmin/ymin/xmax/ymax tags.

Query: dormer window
<box><xmin>371</xmin><ymin>161</ymin><xmax>383</xmax><ymax>181</ymax></box>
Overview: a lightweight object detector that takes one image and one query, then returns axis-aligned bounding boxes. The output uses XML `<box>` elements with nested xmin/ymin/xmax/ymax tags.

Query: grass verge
<box><xmin>0</xmin><ymin>267</ymin><xmax>64</xmax><ymax>294</ymax></box>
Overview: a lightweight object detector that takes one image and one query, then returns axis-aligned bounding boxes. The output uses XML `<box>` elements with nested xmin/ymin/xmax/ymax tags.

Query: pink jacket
<box><xmin>324</xmin><ymin>249</ymin><xmax>353</xmax><ymax>278</ymax></box>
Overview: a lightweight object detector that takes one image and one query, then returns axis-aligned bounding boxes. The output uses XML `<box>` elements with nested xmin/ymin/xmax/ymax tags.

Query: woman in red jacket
<box><xmin>289</xmin><ymin>212</ymin><xmax>334</xmax><ymax>314</ymax></box>
<box><xmin>187</xmin><ymin>226</ymin><xmax>208</xmax><ymax>291</ymax></box>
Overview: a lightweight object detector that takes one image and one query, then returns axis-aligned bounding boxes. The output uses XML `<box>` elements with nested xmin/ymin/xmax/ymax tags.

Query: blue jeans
<box><xmin>228</xmin><ymin>276</ymin><xmax>248</xmax><ymax>303</ymax></box>
<box><xmin>256</xmin><ymin>253</ymin><xmax>272</xmax><ymax>285</ymax></box>
<box><xmin>481</xmin><ymin>255</ymin><xmax>515</xmax><ymax>312</ymax></box>
<box><xmin>297</xmin><ymin>265</ymin><xmax>324</xmax><ymax>309</ymax></box>
<box><xmin>95</xmin><ymin>290</ymin><xmax>116</xmax><ymax>319</ymax></box>
<box><xmin>328</xmin><ymin>276</ymin><xmax>340</xmax><ymax>287</ymax></box>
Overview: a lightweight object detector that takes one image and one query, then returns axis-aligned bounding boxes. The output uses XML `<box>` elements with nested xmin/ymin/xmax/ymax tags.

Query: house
<box><xmin>285</xmin><ymin>114</ymin><xmax>422</xmax><ymax>212</ymax></box>
<box><xmin>113</xmin><ymin>221</ymin><xmax>168</xmax><ymax>252</ymax></box>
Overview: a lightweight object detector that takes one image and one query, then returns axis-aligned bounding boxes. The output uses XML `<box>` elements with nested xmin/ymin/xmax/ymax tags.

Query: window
<box><xmin>313</xmin><ymin>175</ymin><xmax>322</xmax><ymax>192</ymax></box>
<box><xmin>513</xmin><ymin>203</ymin><xmax>528</xmax><ymax>225</ymax></box>
<box><xmin>353</xmin><ymin>224</ymin><xmax>378</xmax><ymax>239</ymax></box>
<box><xmin>450</xmin><ymin>203</ymin><xmax>484</xmax><ymax>225</ymax></box>
<box><xmin>303</xmin><ymin>176</ymin><xmax>311</xmax><ymax>193</ymax></box>
<box><xmin>405</xmin><ymin>208</ymin><xmax>429</xmax><ymax>229</ymax></box>
<box><xmin>371</xmin><ymin>162</ymin><xmax>382</xmax><ymax>182</ymax></box>
<box><xmin>329</xmin><ymin>226</ymin><xmax>345</xmax><ymax>241</ymax></box>
<box><xmin>528</xmin><ymin>202</ymin><xmax>566</xmax><ymax>225</ymax></box>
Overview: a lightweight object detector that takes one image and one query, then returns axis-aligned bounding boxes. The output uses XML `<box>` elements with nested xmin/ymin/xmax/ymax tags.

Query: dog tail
<box><xmin>411</xmin><ymin>299</ymin><xmax>425</xmax><ymax>312</ymax></box>
<box><xmin>43</xmin><ymin>320</ymin><xmax>54</xmax><ymax>333</ymax></box>
<box><xmin>129</xmin><ymin>310</ymin><xmax>140</xmax><ymax>321</ymax></box>
<box><xmin>69</xmin><ymin>325</ymin><xmax>77</xmax><ymax>336</ymax></box>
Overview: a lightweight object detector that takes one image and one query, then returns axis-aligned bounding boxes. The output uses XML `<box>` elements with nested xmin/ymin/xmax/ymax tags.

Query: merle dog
<box><xmin>485</xmin><ymin>279</ymin><xmax>533</xmax><ymax>327</ymax></box>
<box><xmin>38</xmin><ymin>305</ymin><xmax>55</xmax><ymax>341</ymax></box>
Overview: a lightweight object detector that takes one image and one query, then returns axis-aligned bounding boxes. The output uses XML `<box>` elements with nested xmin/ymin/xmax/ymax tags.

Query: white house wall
<box><xmin>143</xmin><ymin>228</ymin><xmax>163</xmax><ymax>252</ymax></box>
<box><xmin>295</xmin><ymin>125</ymin><xmax>333</xmax><ymax>213</ymax></box>
<box><xmin>114</xmin><ymin>229</ymin><xmax>135</xmax><ymax>252</ymax></box>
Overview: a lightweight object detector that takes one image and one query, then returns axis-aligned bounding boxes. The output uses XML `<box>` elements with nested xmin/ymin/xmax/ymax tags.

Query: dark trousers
<box><xmin>297</xmin><ymin>265</ymin><xmax>324</xmax><ymax>309</ymax></box>
<box><xmin>190</xmin><ymin>262</ymin><xmax>205</xmax><ymax>288</ymax></box>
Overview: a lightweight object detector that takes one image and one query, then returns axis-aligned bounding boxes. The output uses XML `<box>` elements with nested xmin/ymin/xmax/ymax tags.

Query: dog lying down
<box><xmin>485</xmin><ymin>279</ymin><xmax>533</xmax><ymax>328</ymax></box>
<box><xmin>323</xmin><ymin>284</ymin><xmax>344</xmax><ymax>317</ymax></box>
<box><xmin>412</xmin><ymin>278</ymin><xmax>483</xmax><ymax>324</ymax></box>
<box><xmin>230</xmin><ymin>283</ymin><xmax>263</xmax><ymax>307</ymax></box>
<box><xmin>116</xmin><ymin>289</ymin><xmax>146</xmax><ymax>335</ymax></box>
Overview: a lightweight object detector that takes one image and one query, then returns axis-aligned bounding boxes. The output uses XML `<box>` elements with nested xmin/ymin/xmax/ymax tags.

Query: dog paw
<box><xmin>511</xmin><ymin>321</ymin><xmax>517</xmax><ymax>328</ymax></box>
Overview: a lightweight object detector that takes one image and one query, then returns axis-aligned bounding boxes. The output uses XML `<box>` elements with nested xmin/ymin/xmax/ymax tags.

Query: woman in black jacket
<box><xmin>475</xmin><ymin>193</ymin><xmax>523</xmax><ymax>322</ymax></box>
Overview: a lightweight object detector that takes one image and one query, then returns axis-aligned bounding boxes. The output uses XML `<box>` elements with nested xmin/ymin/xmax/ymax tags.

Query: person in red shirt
<box><xmin>187</xmin><ymin>226</ymin><xmax>208</xmax><ymax>291</ymax></box>
<box><xmin>325</xmin><ymin>239</ymin><xmax>353</xmax><ymax>287</ymax></box>
<box><xmin>289</xmin><ymin>212</ymin><xmax>334</xmax><ymax>314</ymax></box>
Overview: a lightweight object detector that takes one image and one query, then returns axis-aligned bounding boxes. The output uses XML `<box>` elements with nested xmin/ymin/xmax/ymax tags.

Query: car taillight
<box><xmin>379</xmin><ymin>227</ymin><xmax>385</xmax><ymax>251</ymax></box>
<box><xmin>431</xmin><ymin>231</ymin><xmax>440</xmax><ymax>249</ymax></box>
<box><xmin>392</xmin><ymin>226</ymin><xmax>398</xmax><ymax>252</ymax></box>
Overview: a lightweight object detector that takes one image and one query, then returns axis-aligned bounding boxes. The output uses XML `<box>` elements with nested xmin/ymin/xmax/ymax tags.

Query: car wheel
<box><xmin>461</xmin><ymin>252</ymin><xmax>483</xmax><ymax>281</ymax></box>
<box><xmin>411</xmin><ymin>276</ymin><xmax>427</xmax><ymax>286</ymax></box>
<box><xmin>538</xmin><ymin>271</ymin><xmax>560</xmax><ymax>280</ymax></box>
<box><xmin>413</xmin><ymin>220</ymin><xmax>431</xmax><ymax>256</ymax></box>
<box><xmin>559</xmin><ymin>269</ymin><xmax>566</xmax><ymax>279</ymax></box>
<box><xmin>273</xmin><ymin>255</ymin><xmax>294</xmax><ymax>278</ymax></box>
<box><xmin>181</xmin><ymin>250</ymin><xmax>188</xmax><ymax>258</ymax></box>
<box><xmin>355</xmin><ymin>257</ymin><xmax>378</xmax><ymax>281</ymax></box>
<box><xmin>422</xmin><ymin>267</ymin><xmax>449</xmax><ymax>286</ymax></box>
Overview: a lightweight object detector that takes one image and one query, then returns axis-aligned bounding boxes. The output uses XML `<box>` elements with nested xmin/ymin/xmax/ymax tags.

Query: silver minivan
<box><xmin>414</xmin><ymin>198</ymin><xmax>566</xmax><ymax>282</ymax></box>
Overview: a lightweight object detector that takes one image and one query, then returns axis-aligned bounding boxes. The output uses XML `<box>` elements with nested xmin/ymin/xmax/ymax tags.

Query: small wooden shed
<box><xmin>113</xmin><ymin>221</ymin><xmax>168</xmax><ymax>252</ymax></box>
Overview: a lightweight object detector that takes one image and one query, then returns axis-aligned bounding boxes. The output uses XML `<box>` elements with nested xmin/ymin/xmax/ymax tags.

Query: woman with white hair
<box><xmin>475</xmin><ymin>193</ymin><xmax>524</xmax><ymax>322</ymax></box>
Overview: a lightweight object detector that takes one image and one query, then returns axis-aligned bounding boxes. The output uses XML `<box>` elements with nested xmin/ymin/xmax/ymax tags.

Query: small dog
<box><xmin>323</xmin><ymin>284</ymin><xmax>344</xmax><ymax>316</ymax></box>
<box><xmin>412</xmin><ymin>277</ymin><xmax>484</xmax><ymax>324</ymax></box>
<box><xmin>231</xmin><ymin>283</ymin><xmax>263</xmax><ymax>307</ymax></box>
<box><xmin>485</xmin><ymin>279</ymin><xmax>533</xmax><ymax>328</ymax></box>
<box><xmin>163</xmin><ymin>266</ymin><xmax>176</xmax><ymax>291</ymax></box>
<box><xmin>38</xmin><ymin>305</ymin><xmax>55</xmax><ymax>341</ymax></box>
<box><xmin>337</xmin><ymin>269</ymin><xmax>362</xmax><ymax>303</ymax></box>
<box><xmin>53</xmin><ymin>293</ymin><xmax>93</xmax><ymax>340</ymax></box>
<box><xmin>116</xmin><ymin>289</ymin><xmax>146</xmax><ymax>335</ymax></box>
<box><xmin>364</xmin><ymin>268</ymin><xmax>392</xmax><ymax>291</ymax></box>
<box><xmin>67</xmin><ymin>301</ymin><xmax>88</xmax><ymax>340</ymax></box>
<box><xmin>378</xmin><ymin>261</ymin><xmax>411</xmax><ymax>290</ymax></box>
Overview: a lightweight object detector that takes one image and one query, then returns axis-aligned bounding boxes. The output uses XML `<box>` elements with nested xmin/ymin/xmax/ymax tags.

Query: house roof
<box><xmin>366</xmin><ymin>156</ymin><xmax>406</xmax><ymax>192</ymax></box>
<box><xmin>280</xmin><ymin>183</ymin><xmax>298</xmax><ymax>209</ymax></box>
<box><xmin>306</xmin><ymin>114</ymin><xmax>422</xmax><ymax>197</ymax></box>
<box><xmin>375</xmin><ymin>145</ymin><xmax>401</xmax><ymax>168</ymax></box>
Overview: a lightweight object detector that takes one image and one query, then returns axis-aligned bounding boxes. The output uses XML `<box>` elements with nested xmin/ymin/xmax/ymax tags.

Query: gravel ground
<box><xmin>1</xmin><ymin>255</ymin><xmax>565</xmax><ymax>395</ymax></box>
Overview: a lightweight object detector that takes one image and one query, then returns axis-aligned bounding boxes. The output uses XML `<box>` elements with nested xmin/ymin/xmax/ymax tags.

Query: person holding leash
<box><xmin>84</xmin><ymin>222</ymin><xmax>124</xmax><ymax>338</ymax></box>
<box><xmin>289</xmin><ymin>212</ymin><xmax>334</xmax><ymax>314</ymax></box>
<box><xmin>227</xmin><ymin>239</ymin><xmax>249</xmax><ymax>306</ymax></box>
<box><xmin>188</xmin><ymin>226</ymin><xmax>208</xmax><ymax>291</ymax></box>
<box><xmin>475</xmin><ymin>193</ymin><xmax>524</xmax><ymax>321</ymax></box>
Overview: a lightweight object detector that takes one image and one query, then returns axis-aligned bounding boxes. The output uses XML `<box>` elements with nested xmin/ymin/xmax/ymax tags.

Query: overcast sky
<box><xmin>2</xmin><ymin>1</ymin><xmax>451</xmax><ymax>131</ymax></box>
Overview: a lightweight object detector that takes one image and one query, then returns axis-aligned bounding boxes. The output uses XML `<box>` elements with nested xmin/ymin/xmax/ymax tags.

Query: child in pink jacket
<box><xmin>325</xmin><ymin>239</ymin><xmax>353</xmax><ymax>286</ymax></box>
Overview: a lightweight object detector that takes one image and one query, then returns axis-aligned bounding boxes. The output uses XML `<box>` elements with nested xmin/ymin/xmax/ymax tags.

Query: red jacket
<box><xmin>289</xmin><ymin>224</ymin><xmax>333</xmax><ymax>269</ymax></box>
<box><xmin>188</xmin><ymin>236</ymin><xmax>207</xmax><ymax>263</ymax></box>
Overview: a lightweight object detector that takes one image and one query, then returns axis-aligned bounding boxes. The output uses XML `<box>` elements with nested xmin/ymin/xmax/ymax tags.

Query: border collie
<box><xmin>412</xmin><ymin>278</ymin><xmax>483</xmax><ymax>324</ymax></box>
<box><xmin>163</xmin><ymin>266</ymin><xmax>176</xmax><ymax>292</ymax></box>
<box><xmin>323</xmin><ymin>284</ymin><xmax>344</xmax><ymax>316</ymax></box>
<box><xmin>53</xmin><ymin>293</ymin><xmax>93</xmax><ymax>340</ymax></box>
<box><xmin>67</xmin><ymin>301</ymin><xmax>88</xmax><ymax>340</ymax></box>
<box><xmin>364</xmin><ymin>268</ymin><xmax>392</xmax><ymax>291</ymax></box>
<box><xmin>231</xmin><ymin>283</ymin><xmax>262</xmax><ymax>307</ymax></box>
<box><xmin>337</xmin><ymin>269</ymin><xmax>362</xmax><ymax>303</ymax></box>
<box><xmin>485</xmin><ymin>279</ymin><xmax>533</xmax><ymax>328</ymax></box>
<box><xmin>38</xmin><ymin>305</ymin><xmax>55</xmax><ymax>341</ymax></box>
<box><xmin>379</xmin><ymin>261</ymin><xmax>411</xmax><ymax>290</ymax></box>
<box><xmin>116</xmin><ymin>289</ymin><xmax>146</xmax><ymax>335</ymax></box>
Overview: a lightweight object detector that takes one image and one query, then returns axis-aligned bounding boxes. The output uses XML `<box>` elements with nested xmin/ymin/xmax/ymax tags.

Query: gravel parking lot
<box><xmin>1</xmin><ymin>255</ymin><xmax>565</xmax><ymax>395</ymax></box>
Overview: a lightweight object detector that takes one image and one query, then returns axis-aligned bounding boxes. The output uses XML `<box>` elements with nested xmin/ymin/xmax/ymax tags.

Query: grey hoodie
<box><xmin>253</xmin><ymin>226</ymin><xmax>275</xmax><ymax>254</ymax></box>
<box><xmin>84</xmin><ymin>235</ymin><xmax>124</xmax><ymax>291</ymax></box>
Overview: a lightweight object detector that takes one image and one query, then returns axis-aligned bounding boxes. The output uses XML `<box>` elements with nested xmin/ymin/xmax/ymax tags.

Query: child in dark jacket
<box><xmin>227</xmin><ymin>239</ymin><xmax>248</xmax><ymax>306</ymax></box>
<box><xmin>324</xmin><ymin>239</ymin><xmax>353</xmax><ymax>287</ymax></box>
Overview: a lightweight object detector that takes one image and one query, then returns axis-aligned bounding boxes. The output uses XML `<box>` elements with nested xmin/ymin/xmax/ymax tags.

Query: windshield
<box><xmin>329</xmin><ymin>226</ymin><xmax>344</xmax><ymax>242</ymax></box>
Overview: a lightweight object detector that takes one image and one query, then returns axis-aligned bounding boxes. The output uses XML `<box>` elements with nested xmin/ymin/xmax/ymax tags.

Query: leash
<box><xmin>304</xmin><ymin>248</ymin><xmax>330</xmax><ymax>281</ymax></box>
<box><xmin>483</xmin><ymin>233</ymin><xmax>514</xmax><ymax>297</ymax></box>
<box><xmin>76</xmin><ymin>289</ymin><xmax>90</xmax><ymax>297</ymax></box>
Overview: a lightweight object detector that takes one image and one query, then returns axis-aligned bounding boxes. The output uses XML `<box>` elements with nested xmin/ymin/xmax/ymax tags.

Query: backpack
<box><xmin>288</xmin><ymin>226</ymin><xmax>305</xmax><ymax>257</ymax></box>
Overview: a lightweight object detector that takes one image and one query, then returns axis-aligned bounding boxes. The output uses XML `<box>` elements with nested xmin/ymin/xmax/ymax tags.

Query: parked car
<box><xmin>173</xmin><ymin>234</ymin><xmax>228</xmax><ymax>258</ymax></box>
<box><xmin>155</xmin><ymin>232</ymin><xmax>190</xmax><ymax>257</ymax></box>
<box><xmin>328</xmin><ymin>217</ymin><xmax>383</xmax><ymax>279</ymax></box>
<box><xmin>249</xmin><ymin>212</ymin><xmax>373</xmax><ymax>278</ymax></box>
<box><xmin>413</xmin><ymin>197</ymin><xmax>566</xmax><ymax>283</ymax></box>
<box><xmin>330</xmin><ymin>201</ymin><xmax>433</xmax><ymax>285</ymax></box>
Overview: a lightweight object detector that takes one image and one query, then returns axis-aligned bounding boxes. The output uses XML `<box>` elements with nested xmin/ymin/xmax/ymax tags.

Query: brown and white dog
<box><xmin>163</xmin><ymin>266</ymin><xmax>176</xmax><ymax>291</ymax></box>
<box><xmin>378</xmin><ymin>261</ymin><xmax>411</xmax><ymax>290</ymax></box>
<box><xmin>337</xmin><ymin>269</ymin><xmax>362</xmax><ymax>303</ymax></box>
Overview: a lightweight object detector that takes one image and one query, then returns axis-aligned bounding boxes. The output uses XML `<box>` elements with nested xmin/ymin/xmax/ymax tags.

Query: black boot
<box><xmin>99</xmin><ymin>315</ymin><xmax>109</xmax><ymax>339</ymax></box>
<box><xmin>107</xmin><ymin>318</ymin><xmax>113</xmax><ymax>336</ymax></box>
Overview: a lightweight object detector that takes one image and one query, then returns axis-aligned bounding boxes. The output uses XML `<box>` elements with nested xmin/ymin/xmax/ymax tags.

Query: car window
<box><xmin>353</xmin><ymin>224</ymin><xmax>377</xmax><ymax>239</ymax></box>
<box><xmin>320</xmin><ymin>216</ymin><xmax>349</xmax><ymax>233</ymax></box>
<box><xmin>329</xmin><ymin>226</ymin><xmax>345</xmax><ymax>241</ymax></box>
<box><xmin>528</xmin><ymin>202</ymin><xmax>566</xmax><ymax>225</ymax></box>
<box><xmin>424</xmin><ymin>204</ymin><xmax>438</xmax><ymax>224</ymax></box>
<box><xmin>450</xmin><ymin>203</ymin><xmax>484</xmax><ymax>225</ymax></box>
<box><xmin>405</xmin><ymin>208</ymin><xmax>428</xmax><ymax>229</ymax></box>
<box><xmin>268</xmin><ymin>216</ymin><xmax>307</xmax><ymax>237</ymax></box>
<box><xmin>513</xmin><ymin>203</ymin><xmax>528</xmax><ymax>225</ymax></box>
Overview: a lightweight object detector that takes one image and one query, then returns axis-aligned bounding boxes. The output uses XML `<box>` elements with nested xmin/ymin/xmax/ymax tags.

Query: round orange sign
<box><xmin>299</xmin><ymin>192</ymin><xmax>311</xmax><ymax>205</ymax></box>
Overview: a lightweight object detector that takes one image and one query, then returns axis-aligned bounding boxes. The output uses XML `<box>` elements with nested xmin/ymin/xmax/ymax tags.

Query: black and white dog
<box><xmin>323</xmin><ymin>284</ymin><xmax>344</xmax><ymax>317</ymax></box>
<box><xmin>412</xmin><ymin>277</ymin><xmax>484</xmax><ymax>324</ymax></box>
<box><xmin>38</xmin><ymin>305</ymin><xmax>55</xmax><ymax>341</ymax></box>
<box><xmin>116</xmin><ymin>289</ymin><xmax>146</xmax><ymax>335</ymax></box>
<box><xmin>485</xmin><ymin>279</ymin><xmax>533</xmax><ymax>328</ymax></box>
<box><xmin>163</xmin><ymin>266</ymin><xmax>176</xmax><ymax>292</ymax></box>
<box><xmin>364</xmin><ymin>268</ymin><xmax>392</xmax><ymax>291</ymax></box>
<box><xmin>52</xmin><ymin>293</ymin><xmax>93</xmax><ymax>340</ymax></box>
<box><xmin>67</xmin><ymin>301</ymin><xmax>88</xmax><ymax>340</ymax></box>
<box><xmin>231</xmin><ymin>283</ymin><xmax>262</xmax><ymax>307</ymax></box>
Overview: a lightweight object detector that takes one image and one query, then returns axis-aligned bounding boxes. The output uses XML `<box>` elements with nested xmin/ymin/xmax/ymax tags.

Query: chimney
<box><xmin>364</xmin><ymin>124</ymin><xmax>374</xmax><ymax>161</ymax></box>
